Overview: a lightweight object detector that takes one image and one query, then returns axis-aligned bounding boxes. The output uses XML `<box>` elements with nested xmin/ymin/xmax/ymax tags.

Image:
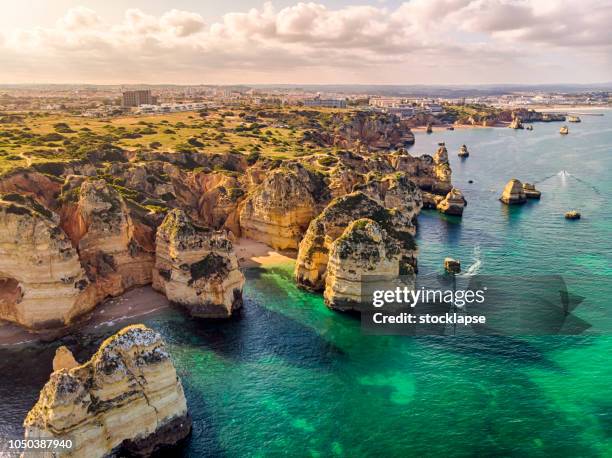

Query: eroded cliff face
<box><xmin>239</xmin><ymin>163</ymin><xmax>329</xmax><ymax>250</ymax></box>
<box><xmin>153</xmin><ymin>209</ymin><xmax>244</xmax><ymax>318</ymax></box>
<box><xmin>324</xmin><ymin>219</ymin><xmax>402</xmax><ymax>311</ymax></box>
<box><xmin>0</xmin><ymin>194</ymin><xmax>94</xmax><ymax>329</ymax></box>
<box><xmin>23</xmin><ymin>324</ymin><xmax>191</xmax><ymax>458</ymax></box>
<box><xmin>436</xmin><ymin>188</ymin><xmax>467</xmax><ymax>216</ymax></box>
<box><xmin>70</xmin><ymin>180</ymin><xmax>155</xmax><ymax>301</ymax></box>
<box><xmin>295</xmin><ymin>191</ymin><xmax>418</xmax><ymax>292</ymax></box>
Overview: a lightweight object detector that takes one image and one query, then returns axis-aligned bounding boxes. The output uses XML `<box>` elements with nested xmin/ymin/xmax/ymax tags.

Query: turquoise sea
<box><xmin>1</xmin><ymin>110</ymin><xmax>611</xmax><ymax>457</ymax></box>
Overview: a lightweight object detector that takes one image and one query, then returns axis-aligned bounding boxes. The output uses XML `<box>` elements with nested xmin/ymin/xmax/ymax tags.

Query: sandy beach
<box><xmin>0</xmin><ymin>238</ymin><xmax>292</xmax><ymax>347</ymax></box>
<box><xmin>234</xmin><ymin>237</ymin><xmax>296</xmax><ymax>268</ymax></box>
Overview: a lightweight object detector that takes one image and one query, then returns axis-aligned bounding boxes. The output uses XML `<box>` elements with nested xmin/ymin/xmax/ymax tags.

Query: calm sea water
<box><xmin>1</xmin><ymin>110</ymin><xmax>611</xmax><ymax>457</ymax></box>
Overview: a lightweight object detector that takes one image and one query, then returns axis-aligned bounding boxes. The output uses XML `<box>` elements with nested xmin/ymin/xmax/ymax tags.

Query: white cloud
<box><xmin>0</xmin><ymin>1</ymin><xmax>610</xmax><ymax>84</ymax></box>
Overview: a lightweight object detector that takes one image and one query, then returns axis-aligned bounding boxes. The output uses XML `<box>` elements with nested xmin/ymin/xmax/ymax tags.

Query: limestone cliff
<box><xmin>23</xmin><ymin>324</ymin><xmax>191</xmax><ymax>458</ymax></box>
<box><xmin>295</xmin><ymin>191</ymin><xmax>417</xmax><ymax>292</ymax></box>
<box><xmin>239</xmin><ymin>163</ymin><xmax>328</xmax><ymax>250</ymax></box>
<box><xmin>68</xmin><ymin>180</ymin><xmax>155</xmax><ymax>301</ymax></box>
<box><xmin>0</xmin><ymin>194</ymin><xmax>95</xmax><ymax>329</ymax></box>
<box><xmin>390</xmin><ymin>149</ymin><xmax>453</xmax><ymax>196</ymax></box>
<box><xmin>153</xmin><ymin>209</ymin><xmax>244</xmax><ymax>318</ymax></box>
<box><xmin>324</xmin><ymin>219</ymin><xmax>401</xmax><ymax>311</ymax></box>
<box><xmin>354</xmin><ymin>172</ymin><xmax>423</xmax><ymax>218</ymax></box>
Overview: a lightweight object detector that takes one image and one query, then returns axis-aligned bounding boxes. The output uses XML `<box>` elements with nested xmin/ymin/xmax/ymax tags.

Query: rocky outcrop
<box><xmin>500</xmin><ymin>179</ymin><xmax>526</xmax><ymax>205</ymax></box>
<box><xmin>52</xmin><ymin>346</ymin><xmax>79</xmax><ymax>372</ymax></box>
<box><xmin>153</xmin><ymin>209</ymin><xmax>244</xmax><ymax>318</ymax></box>
<box><xmin>24</xmin><ymin>325</ymin><xmax>191</xmax><ymax>458</ymax></box>
<box><xmin>295</xmin><ymin>192</ymin><xmax>418</xmax><ymax>291</ymax></box>
<box><xmin>458</xmin><ymin>145</ymin><xmax>469</xmax><ymax>158</ymax></box>
<box><xmin>390</xmin><ymin>149</ymin><xmax>453</xmax><ymax>196</ymax></box>
<box><xmin>509</xmin><ymin>117</ymin><xmax>524</xmax><ymax>129</ymax></box>
<box><xmin>522</xmin><ymin>183</ymin><xmax>541</xmax><ymax>199</ymax></box>
<box><xmin>437</xmin><ymin>188</ymin><xmax>467</xmax><ymax>216</ymax></box>
<box><xmin>0</xmin><ymin>194</ymin><xmax>95</xmax><ymax>329</ymax></box>
<box><xmin>67</xmin><ymin>180</ymin><xmax>155</xmax><ymax>302</ymax></box>
<box><xmin>239</xmin><ymin>164</ymin><xmax>328</xmax><ymax>250</ymax></box>
<box><xmin>324</xmin><ymin>219</ymin><xmax>401</xmax><ymax>311</ymax></box>
<box><xmin>354</xmin><ymin>172</ymin><xmax>423</xmax><ymax>217</ymax></box>
<box><xmin>444</xmin><ymin>258</ymin><xmax>461</xmax><ymax>274</ymax></box>
<box><xmin>560</xmin><ymin>125</ymin><xmax>569</xmax><ymax>135</ymax></box>
<box><xmin>565</xmin><ymin>210</ymin><xmax>581</xmax><ymax>220</ymax></box>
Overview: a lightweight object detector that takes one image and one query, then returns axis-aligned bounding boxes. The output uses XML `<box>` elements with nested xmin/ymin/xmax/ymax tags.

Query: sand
<box><xmin>234</xmin><ymin>237</ymin><xmax>295</xmax><ymax>268</ymax></box>
<box><xmin>0</xmin><ymin>238</ymin><xmax>292</xmax><ymax>346</ymax></box>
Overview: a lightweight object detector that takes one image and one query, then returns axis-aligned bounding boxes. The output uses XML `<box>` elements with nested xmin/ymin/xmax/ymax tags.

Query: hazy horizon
<box><xmin>1</xmin><ymin>1</ymin><xmax>611</xmax><ymax>85</ymax></box>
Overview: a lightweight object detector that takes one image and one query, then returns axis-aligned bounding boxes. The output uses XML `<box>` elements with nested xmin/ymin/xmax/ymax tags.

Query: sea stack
<box><xmin>324</xmin><ymin>219</ymin><xmax>402</xmax><ymax>311</ymax></box>
<box><xmin>560</xmin><ymin>125</ymin><xmax>569</xmax><ymax>135</ymax></box>
<box><xmin>444</xmin><ymin>258</ymin><xmax>461</xmax><ymax>274</ymax></box>
<box><xmin>500</xmin><ymin>179</ymin><xmax>527</xmax><ymax>205</ymax></box>
<box><xmin>153</xmin><ymin>209</ymin><xmax>244</xmax><ymax>318</ymax></box>
<box><xmin>458</xmin><ymin>145</ymin><xmax>469</xmax><ymax>158</ymax></box>
<box><xmin>23</xmin><ymin>325</ymin><xmax>192</xmax><ymax>458</ymax></box>
<box><xmin>522</xmin><ymin>183</ymin><xmax>541</xmax><ymax>199</ymax></box>
<box><xmin>565</xmin><ymin>210</ymin><xmax>581</xmax><ymax>220</ymax></box>
<box><xmin>437</xmin><ymin>188</ymin><xmax>467</xmax><ymax>216</ymax></box>
<box><xmin>426</xmin><ymin>123</ymin><xmax>433</xmax><ymax>134</ymax></box>
<box><xmin>509</xmin><ymin>117</ymin><xmax>524</xmax><ymax>129</ymax></box>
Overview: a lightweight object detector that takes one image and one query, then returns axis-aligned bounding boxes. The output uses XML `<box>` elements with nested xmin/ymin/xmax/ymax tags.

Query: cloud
<box><xmin>0</xmin><ymin>1</ymin><xmax>610</xmax><ymax>84</ymax></box>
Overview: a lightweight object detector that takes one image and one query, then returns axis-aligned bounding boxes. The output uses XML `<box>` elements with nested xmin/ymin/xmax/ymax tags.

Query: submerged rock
<box><xmin>436</xmin><ymin>188</ymin><xmax>467</xmax><ymax>216</ymax></box>
<box><xmin>522</xmin><ymin>182</ymin><xmax>541</xmax><ymax>199</ymax></box>
<box><xmin>500</xmin><ymin>179</ymin><xmax>527</xmax><ymax>205</ymax></box>
<box><xmin>153</xmin><ymin>209</ymin><xmax>244</xmax><ymax>318</ymax></box>
<box><xmin>444</xmin><ymin>258</ymin><xmax>461</xmax><ymax>274</ymax></box>
<box><xmin>324</xmin><ymin>219</ymin><xmax>402</xmax><ymax>311</ymax></box>
<box><xmin>23</xmin><ymin>324</ymin><xmax>191</xmax><ymax>458</ymax></box>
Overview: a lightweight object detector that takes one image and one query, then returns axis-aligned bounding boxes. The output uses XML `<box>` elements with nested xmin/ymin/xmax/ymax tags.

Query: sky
<box><xmin>0</xmin><ymin>0</ymin><xmax>610</xmax><ymax>85</ymax></box>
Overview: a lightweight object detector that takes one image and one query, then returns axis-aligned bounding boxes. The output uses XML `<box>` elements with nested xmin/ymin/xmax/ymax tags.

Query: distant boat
<box><xmin>447</xmin><ymin>126</ymin><xmax>455</xmax><ymax>131</ymax></box>
<box><xmin>567</xmin><ymin>115</ymin><xmax>581</xmax><ymax>123</ymax></box>
<box><xmin>560</xmin><ymin>125</ymin><xmax>569</xmax><ymax>135</ymax></box>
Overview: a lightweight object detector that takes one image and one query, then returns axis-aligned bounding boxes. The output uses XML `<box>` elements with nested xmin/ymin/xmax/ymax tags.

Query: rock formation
<box><xmin>444</xmin><ymin>258</ymin><xmax>461</xmax><ymax>274</ymax></box>
<box><xmin>500</xmin><ymin>179</ymin><xmax>527</xmax><ymax>205</ymax></box>
<box><xmin>24</xmin><ymin>325</ymin><xmax>191</xmax><ymax>458</ymax></box>
<box><xmin>324</xmin><ymin>219</ymin><xmax>401</xmax><ymax>311</ymax></box>
<box><xmin>52</xmin><ymin>346</ymin><xmax>79</xmax><ymax>372</ymax></box>
<box><xmin>565</xmin><ymin>210</ymin><xmax>581</xmax><ymax>220</ymax></box>
<box><xmin>239</xmin><ymin>164</ymin><xmax>328</xmax><ymax>250</ymax></box>
<box><xmin>458</xmin><ymin>145</ymin><xmax>469</xmax><ymax>158</ymax></box>
<box><xmin>295</xmin><ymin>192</ymin><xmax>418</xmax><ymax>291</ymax></box>
<box><xmin>437</xmin><ymin>188</ymin><xmax>467</xmax><ymax>216</ymax></box>
<box><xmin>67</xmin><ymin>180</ymin><xmax>155</xmax><ymax>301</ymax></box>
<box><xmin>560</xmin><ymin>125</ymin><xmax>569</xmax><ymax>135</ymax></box>
<box><xmin>509</xmin><ymin>117</ymin><xmax>524</xmax><ymax>129</ymax></box>
<box><xmin>153</xmin><ymin>209</ymin><xmax>244</xmax><ymax>318</ymax></box>
<box><xmin>522</xmin><ymin>183</ymin><xmax>541</xmax><ymax>199</ymax></box>
<box><xmin>0</xmin><ymin>194</ymin><xmax>95</xmax><ymax>329</ymax></box>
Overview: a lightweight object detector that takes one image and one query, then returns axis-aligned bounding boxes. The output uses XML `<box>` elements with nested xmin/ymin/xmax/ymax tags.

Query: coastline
<box><xmin>0</xmin><ymin>237</ymin><xmax>291</xmax><ymax>347</ymax></box>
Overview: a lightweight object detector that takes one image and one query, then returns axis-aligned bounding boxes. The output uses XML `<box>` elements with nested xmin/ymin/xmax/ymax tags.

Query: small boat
<box><xmin>560</xmin><ymin>125</ymin><xmax>569</xmax><ymax>135</ymax></box>
<box><xmin>458</xmin><ymin>144</ymin><xmax>469</xmax><ymax>158</ymax></box>
<box><xmin>567</xmin><ymin>115</ymin><xmax>581</xmax><ymax>123</ymax></box>
<box><xmin>446</xmin><ymin>126</ymin><xmax>455</xmax><ymax>131</ymax></box>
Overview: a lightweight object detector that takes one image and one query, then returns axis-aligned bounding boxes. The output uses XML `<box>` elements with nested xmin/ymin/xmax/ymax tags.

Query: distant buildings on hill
<box><xmin>122</xmin><ymin>89</ymin><xmax>158</xmax><ymax>107</ymax></box>
<box><xmin>303</xmin><ymin>97</ymin><xmax>347</xmax><ymax>108</ymax></box>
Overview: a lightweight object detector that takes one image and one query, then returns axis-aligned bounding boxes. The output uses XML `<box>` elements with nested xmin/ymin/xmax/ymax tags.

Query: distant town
<box><xmin>0</xmin><ymin>85</ymin><xmax>610</xmax><ymax>120</ymax></box>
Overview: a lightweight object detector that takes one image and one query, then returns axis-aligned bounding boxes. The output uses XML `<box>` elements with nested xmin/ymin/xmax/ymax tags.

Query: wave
<box><xmin>461</xmin><ymin>245</ymin><xmax>482</xmax><ymax>277</ymax></box>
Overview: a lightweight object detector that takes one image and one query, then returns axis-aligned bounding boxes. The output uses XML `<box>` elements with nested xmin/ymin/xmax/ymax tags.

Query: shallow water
<box><xmin>1</xmin><ymin>111</ymin><xmax>611</xmax><ymax>457</ymax></box>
